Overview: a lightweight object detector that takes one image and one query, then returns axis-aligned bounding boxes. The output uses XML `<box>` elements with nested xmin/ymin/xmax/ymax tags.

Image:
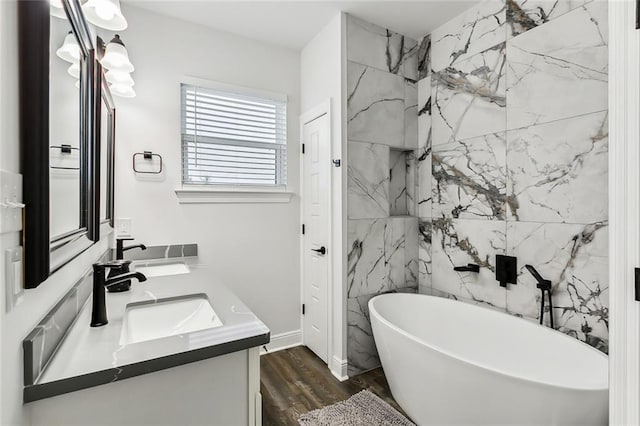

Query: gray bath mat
<box><xmin>298</xmin><ymin>390</ymin><xmax>415</xmax><ymax>426</ymax></box>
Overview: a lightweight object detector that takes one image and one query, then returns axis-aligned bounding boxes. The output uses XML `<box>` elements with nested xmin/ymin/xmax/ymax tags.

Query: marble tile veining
<box><xmin>507</xmin><ymin>111</ymin><xmax>608</xmax><ymax>223</ymax></box>
<box><xmin>346</xmin><ymin>14</ymin><xmax>420</xmax><ymax>376</ymax></box>
<box><xmin>431</xmin><ymin>217</ymin><xmax>507</xmax><ymax>309</ymax></box>
<box><xmin>506</xmin><ymin>221</ymin><xmax>608</xmax><ymax>343</ymax></box>
<box><xmin>348</xmin><ymin>141</ymin><xmax>390</xmax><ymax>219</ymax></box>
<box><xmin>404</xmin><ymin>80</ymin><xmax>418</xmax><ymax>149</ymax></box>
<box><xmin>430</xmin><ymin>0</ymin><xmax>507</xmax><ymax>72</ymax></box>
<box><xmin>347</xmin><ymin>294</ymin><xmax>380</xmax><ymax>376</ymax></box>
<box><xmin>414</xmin><ymin>0</ymin><xmax>609</xmax><ymax>354</ymax></box>
<box><xmin>505</xmin><ymin>1</ymin><xmax>608</xmax><ymax>130</ymax></box>
<box><xmin>406</xmin><ymin>150</ymin><xmax>417</xmax><ymax>217</ymax></box>
<box><xmin>403</xmin><ymin>37</ymin><xmax>420</xmax><ymax>81</ymax></box>
<box><xmin>558</xmin><ymin>326</ymin><xmax>608</xmax><ymax>354</ymax></box>
<box><xmin>347</xmin><ymin>286</ymin><xmax>418</xmax><ymax>375</ymax></box>
<box><xmin>416</xmin><ymin>145</ymin><xmax>432</xmax><ymax>218</ymax></box>
<box><xmin>433</xmin><ymin>132</ymin><xmax>507</xmax><ymax>220</ymax></box>
<box><xmin>347</xmin><ymin>15</ymin><xmax>404</xmax><ymax>74</ymax></box>
<box><xmin>348</xmin><ymin>217</ymin><xmax>419</xmax><ymax>298</ymax></box>
<box><xmin>432</xmin><ymin>42</ymin><xmax>506</xmax><ymax>145</ymax></box>
<box><xmin>389</xmin><ymin>150</ymin><xmax>410</xmax><ymax>216</ymax></box>
<box><xmin>346</xmin><ymin>14</ymin><xmax>419</xmax><ymax>79</ymax></box>
<box><xmin>418</xmin><ymin>219</ymin><xmax>433</xmax><ymax>293</ymax></box>
<box><xmin>404</xmin><ymin>218</ymin><xmax>419</xmax><ymax>288</ymax></box>
<box><xmin>506</xmin><ymin>0</ymin><xmax>593</xmax><ymax>39</ymax></box>
<box><xmin>417</xmin><ymin>35</ymin><xmax>431</xmax><ymax>81</ymax></box>
<box><xmin>417</xmin><ymin>77</ymin><xmax>432</xmax><ymax>150</ymax></box>
<box><xmin>347</xmin><ymin>62</ymin><xmax>405</xmax><ymax>147</ymax></box>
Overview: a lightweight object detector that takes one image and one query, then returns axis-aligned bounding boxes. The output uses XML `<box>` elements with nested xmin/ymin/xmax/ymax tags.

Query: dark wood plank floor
<box><xmin>260</xmin><ymin>346</ymin><xmax>401</xmax><ymax>425</ymax></box>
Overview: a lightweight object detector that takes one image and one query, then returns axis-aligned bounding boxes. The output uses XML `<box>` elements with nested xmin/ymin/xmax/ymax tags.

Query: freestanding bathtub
<box><xmin>369</xmin><ymin>293</ymin><xmax>608</xmax><ymax>426</ymax></box>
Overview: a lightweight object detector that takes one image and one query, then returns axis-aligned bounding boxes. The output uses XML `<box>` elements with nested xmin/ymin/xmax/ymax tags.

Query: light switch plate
<box><xmin>0</xmin><ymin>170</ymin><xmax>23</xmax><ymax>234</ymax></box>
<box><xmin>5</xmin><ymin>247</ymin><xmax>23</xmax><ymax>312</ymax></box>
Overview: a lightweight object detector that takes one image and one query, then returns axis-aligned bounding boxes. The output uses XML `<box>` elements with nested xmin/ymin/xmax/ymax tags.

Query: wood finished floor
<box><xmin>260</xmin><ymin>346</ymin><xmax>402</xmax><ymax>425</ymax></box>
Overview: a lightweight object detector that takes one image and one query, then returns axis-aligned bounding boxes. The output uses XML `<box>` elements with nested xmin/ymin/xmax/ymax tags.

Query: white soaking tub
<box><xmin>369</xmin><ymin>293</ymin><xmax>608</xmax><ymax>426</ymax></box>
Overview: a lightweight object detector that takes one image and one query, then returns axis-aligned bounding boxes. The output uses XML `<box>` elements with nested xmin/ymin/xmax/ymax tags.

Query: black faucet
<box><xmin>525</xmin><ymin>265</ymin><xmax>555</xmax><ymax>329</ymax></box>
<box><xmin>116</xmin><ymin>237</ymin><xmax>147</xmax><ymax>259</ymax></box>
<box><xmin>453</xmin><ymin>263</ymin><xmax>480</xmax><ymax>273</ymax></box>
<box><xmin>107</xmin><ymin>237</ymin><xmax>147</xmax><ymax>293</ymax></box>
<box><xmin>91</xmin><ymin>260</ymin><xmax>147</xmax><ymax>327</ymax></box>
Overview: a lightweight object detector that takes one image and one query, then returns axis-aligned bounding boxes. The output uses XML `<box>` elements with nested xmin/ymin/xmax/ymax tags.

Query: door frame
<box><xmin>299</xmin><ymin>100</ymin><xmax>333</xmax><ymax>366</ymax></box>
<box><xmin>609</xmin><ymin>0</ymin><xmax>640</xmax><ymax>424</ymax></box>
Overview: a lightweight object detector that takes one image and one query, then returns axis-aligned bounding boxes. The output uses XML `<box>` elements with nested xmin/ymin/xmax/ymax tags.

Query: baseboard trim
<box><xmin>330</xmin><ymin>356</ymin><xmax>348</xmax><ymax>381</ymax></box>
<box><xmin>260</xmin><ymin>330</ymin><xmax>302</xmax><ymax>355</ymax></box>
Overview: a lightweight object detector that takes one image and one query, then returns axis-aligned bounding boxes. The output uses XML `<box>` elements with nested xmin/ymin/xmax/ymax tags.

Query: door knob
<box><xmin>311</xmin><ymin>246</ymin><xmax>326</xmax><ymax>255</ymax></box>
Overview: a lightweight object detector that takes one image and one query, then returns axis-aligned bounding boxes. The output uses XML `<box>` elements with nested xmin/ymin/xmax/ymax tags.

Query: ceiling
<box><xmin>121</xmin><ymin>1</ymin><xmax>480</xmax><ymax>51</ymax></box>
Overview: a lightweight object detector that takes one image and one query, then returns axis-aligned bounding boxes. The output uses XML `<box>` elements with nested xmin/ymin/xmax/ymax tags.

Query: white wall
<box><xmin>0</xmin><ymin>5</ymin><xmax>111</xmax><ymax>426</ymax></box>
<box><xmin>112</xmin><ymin>5</ymin><xmax>302</xmax><ymax>337</ymax></box>
<box><xmin>300</xmin><ymin>13</ymin><xmax>347</xmax><ymax>378</ymax></box>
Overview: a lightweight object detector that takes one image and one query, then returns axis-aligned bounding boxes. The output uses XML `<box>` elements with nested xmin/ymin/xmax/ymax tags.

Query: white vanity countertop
<box><xmin>24</xmin><ymin>260</ymin><xmax>270</xmax><ymax>402</ymax></box>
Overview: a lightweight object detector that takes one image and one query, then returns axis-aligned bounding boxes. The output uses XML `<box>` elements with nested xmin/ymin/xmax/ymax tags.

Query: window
<box><xmin>181</xmin><ymin>82</ymin><xmax>287</xmax><ymax>187</ymax></box>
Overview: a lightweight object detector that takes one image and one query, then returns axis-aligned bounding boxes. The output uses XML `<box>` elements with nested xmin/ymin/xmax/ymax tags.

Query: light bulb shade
<box><xmin>82</xmin><ymin>0</ymin><xmax>128</xmax><ymax>31</ymax></box>
<box><xmin>101</xmin><ymin>35</ymin><xmax>134</xmax><ymax>72</ymax></box>
<box><xmin>50</xmin><ymin>0</ymin><xmax>67</xmax><ymax>19</ymax></box>
<box><xmin>67</xmin><ymin>62</ymin><xmax>80</xmax><ymax>79</ymax></box>
<box><xmin>110</xmin><ymin>84</ymin><xmax>136</xmax><ymax>98</ymax></box>
<box><xmin>105</xmin><ymin>70</ymin><xmax>134</xmax><ymax>87</ymax></box>
<box><xmin>56</xmin><ymin>32</ymin><xmax>80</xmax><ymax>63</ymax></box>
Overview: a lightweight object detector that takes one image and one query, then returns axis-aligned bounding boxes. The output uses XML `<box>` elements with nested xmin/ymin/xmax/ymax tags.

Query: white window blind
<box><xmin>181</xmin><ymin>83</ymin><xmax>287</xmax><ymax>186</ymax></box>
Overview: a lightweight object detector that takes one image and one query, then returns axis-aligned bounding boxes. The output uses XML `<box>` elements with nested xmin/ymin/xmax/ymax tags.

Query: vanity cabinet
<box><xmin>30</xmin><ymin>347</ymin><xmax>262</xmax><ymax>426</ymax></box>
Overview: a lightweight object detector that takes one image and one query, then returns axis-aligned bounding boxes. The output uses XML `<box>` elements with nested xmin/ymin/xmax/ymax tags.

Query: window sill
<box><xmin>174</xmin><ymin>187</ymin><xmax>294</xmax><ymax>204</ymax></box>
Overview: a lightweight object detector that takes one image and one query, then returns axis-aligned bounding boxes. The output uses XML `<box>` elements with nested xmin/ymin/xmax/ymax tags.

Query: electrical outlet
<box><xmin>116</xmin><ymin>218</ymin><xmax>132</xmax><ymax>237</ymax></box>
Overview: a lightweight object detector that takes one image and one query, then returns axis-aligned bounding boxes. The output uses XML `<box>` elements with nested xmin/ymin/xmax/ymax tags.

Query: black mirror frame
<box><xmin>97</xmin><ymin>45</ymin><xmax>116</xmax><ymax>232</ymax></box>
<box><xmin>19</xmin><ymin>0</ymin><xmax>107</xmax><ymax>288</ymax></box>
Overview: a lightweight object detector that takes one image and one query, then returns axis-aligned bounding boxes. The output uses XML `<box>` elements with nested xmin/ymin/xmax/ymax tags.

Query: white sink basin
<box><xmin>119</xmin><ymin>294</ymin><xmax>223</xmax><ymax>345</ymax></box>
<box><xmin>133</xmin><ymin>262</ymin><xmax>190</xmax><ymax>278</ymax></box>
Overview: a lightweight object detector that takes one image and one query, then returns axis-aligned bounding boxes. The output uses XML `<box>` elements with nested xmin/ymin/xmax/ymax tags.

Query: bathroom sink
<box><xmin>119</xmin><ymin>294</ymin><xmax>223</xmax><ymax>345</ymax></box>
<box><xmin>132</xmin><ymin>261</ymin><xmax>190</xmax><ymax>278</ymax></box>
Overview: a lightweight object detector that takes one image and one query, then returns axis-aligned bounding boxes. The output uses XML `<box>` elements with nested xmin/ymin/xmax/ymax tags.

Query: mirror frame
<box><xmin>18</xmin><ymin>0</ymin><xmax>105</xmax><ymax>288</ymax></box>
<box><xmin>97</xmin><ymin>50</ymin><xmax>116</xmax><ymax>233</ymax></box>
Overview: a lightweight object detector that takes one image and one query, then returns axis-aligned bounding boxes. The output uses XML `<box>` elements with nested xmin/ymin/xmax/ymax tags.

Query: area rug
<box><xmin>298</xmin><ymin>390</ymin><xmax>415</xmax><ymax>426</ymax></box>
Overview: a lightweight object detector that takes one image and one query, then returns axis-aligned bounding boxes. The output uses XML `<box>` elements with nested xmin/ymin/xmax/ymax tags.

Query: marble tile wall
<box><xmin>419</xmin><ymin>0</ymin><xmax>609</xmax><ymax>353</ymax></box>
<box><xmin>346</xmin><ymin>15</ymin><xmax>419</xmax><ymax>375</ymax></box>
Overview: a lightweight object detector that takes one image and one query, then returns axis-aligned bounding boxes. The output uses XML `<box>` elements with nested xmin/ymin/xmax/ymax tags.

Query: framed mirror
<box><xmin>48</xmin><ymin>1</ymin><xmax>94</xmax><ymax>273</ymax></box>
<box><xmin>19</xmin><ymin>0</ymin><xmax>103</xmax><ymax>288</ymax></box>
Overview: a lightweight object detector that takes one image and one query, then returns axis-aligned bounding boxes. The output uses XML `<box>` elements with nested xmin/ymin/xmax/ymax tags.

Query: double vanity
<box><xmin>23</xmin><ymin>247</ymin><xmax>269</xmax><ymax>426</ymax></box>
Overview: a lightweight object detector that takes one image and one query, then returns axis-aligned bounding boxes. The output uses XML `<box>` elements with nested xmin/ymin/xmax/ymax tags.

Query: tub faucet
<box><xmin>525</xmin><ymin>265</ymin><xmax>555</xmax><ymax>329</ymax></box>
<box><xmin>91</xmin><ymin>260</ymin><xmax>147</xmax><ymax>327</ymax></box>
<box><xmin>453</xmin><ymin>263</ymin><xmax>480</xmax><ymax>273</ymax></box>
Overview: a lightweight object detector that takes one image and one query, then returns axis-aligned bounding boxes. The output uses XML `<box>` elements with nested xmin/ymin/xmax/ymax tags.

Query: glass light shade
<box><xmin>110</xmin><ymin>84</ymin><xmax>136</xmax><ymax>98</ymax></box>
<box><xmin>67</xmin><ymin>62</ymin><xmax>80</xmax><ymax>79</ymax></box>
<box><xmin>56</xmin><ymin>32</ymin><xmax>80</xmax><ymax>63</ymax></box>
<box><xmin>101</xmin><ymin>35</ymin><xmax>134</xmax><ymax>72</ymax></box>
<box><xmin>105</xmin><ymin>70</ymin><xmax>134</xmax><ymax>87</ymax></box>
<box><xmin>50</xmin><ymin>0</ymin><xmax>66</xmax><ymax>19</ymax></box>
<box><xmin>82</xmin><ymin>0</ymin><xmax>128</xmax><ymax>31</ymax></box>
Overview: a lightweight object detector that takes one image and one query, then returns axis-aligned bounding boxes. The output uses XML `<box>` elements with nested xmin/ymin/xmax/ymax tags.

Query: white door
<box><xmin>301</xmin><ymin>111</ymin><xmax>330</xmax><ymax>363</ymax></box>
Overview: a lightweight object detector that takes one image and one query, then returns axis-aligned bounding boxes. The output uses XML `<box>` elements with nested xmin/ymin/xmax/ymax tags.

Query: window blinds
<box><xmin>181</xmin><ymin>83</ymin><xmax>287</xmax><ymax>186</ymax></box>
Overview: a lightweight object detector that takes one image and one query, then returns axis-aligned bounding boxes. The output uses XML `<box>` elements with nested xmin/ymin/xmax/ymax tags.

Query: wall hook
<box><xmin>332</xmin><ymin>159</ymin><xmax>341</xmax><ymax>167</ymax></box>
